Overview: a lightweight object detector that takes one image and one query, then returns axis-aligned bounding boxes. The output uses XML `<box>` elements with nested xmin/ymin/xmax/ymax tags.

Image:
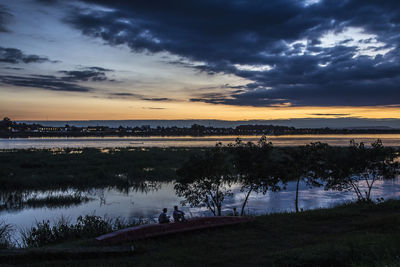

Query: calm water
<box><xmin>1</xmin><ymin>134</ymin><xmax>400</xmax><ymax>149</ymax></box>
<box><xmin>2</xmin><ymin>177</ymin><xmax>400</xmax><ymax>236</ymax></box>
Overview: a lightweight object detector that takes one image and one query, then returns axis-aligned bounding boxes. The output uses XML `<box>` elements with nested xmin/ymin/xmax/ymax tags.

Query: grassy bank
<box><xmin>2</xmin><ymin>200</ymin><xmax>400</xmax><ymax>266</ymax></box>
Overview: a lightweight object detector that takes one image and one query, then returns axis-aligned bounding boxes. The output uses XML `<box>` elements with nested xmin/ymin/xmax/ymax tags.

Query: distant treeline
<box><xmin>1</xmin><ymin>117</ymin><xmax>400</xmax><ymax>138</ymax></box>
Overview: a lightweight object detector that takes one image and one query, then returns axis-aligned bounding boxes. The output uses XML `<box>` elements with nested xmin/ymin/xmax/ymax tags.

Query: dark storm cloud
<box><xmin>62</xmin><ymin>0</ymin><xmax>400</xmax><ymax>107</ymax></box>
<box><xmin>0</xmin><ymin>47</ymin><xmax>56</xmax><ymax>64</ymax></box>
<box><xmin>110</xmin><ymin>92</ymin><xmax>173</xmax><ymax>102</ymax></box>
<box><xmin>0</xmin><ymin>5</ymin><xmax>12</xmax><ymax>32</ymax></box>
<box><xmin>0</xmin><ymin>64</ymin><xmax>117</xmax><ymax>92</ymax></box>
<box><xmin>58</xmin><ymin>67</ymin><xmax>114</xmax><ymax>82</ymax></box>
<box><xmin>0</xmin><ymin>75</ymin><xmax>92</xmax><ymax>92</ymax></box>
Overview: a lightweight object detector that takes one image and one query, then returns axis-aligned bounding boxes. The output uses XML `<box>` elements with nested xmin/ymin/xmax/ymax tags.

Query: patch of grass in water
<box><xmin>0</xmin><ymin>147</ymin><xmax>202</xmax><ymax>190</ymax></box>
<box><xmin>0</xmin><ymin>194</ymin><xmax>93</xmax><ymax>212</ymax></box>
<box><xmin>24</xmin><ymin>195</ymin><xmax>92</xmax><ymax>208</ymax></box>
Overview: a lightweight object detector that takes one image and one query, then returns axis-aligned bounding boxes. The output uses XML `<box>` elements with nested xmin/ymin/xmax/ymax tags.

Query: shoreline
<box><xmin>2</xmin><ymin>131</ymin><xmax>400</xmax><ymax>139</ymax></box>
<box><xmin>1</xmin><ymin>199</ymin><xmax>400</xmax><ymax>266</ymax></box>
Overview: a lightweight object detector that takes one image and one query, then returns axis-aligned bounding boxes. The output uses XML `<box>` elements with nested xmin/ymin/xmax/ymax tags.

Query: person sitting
<box><xmin>173</xmin><ymin>205</ymin><xmax>186</xmax><ymax>222</ymax></box>
<box><xmin>158</xmin><ymin>208</ymin><xmax>170</xmax><ymax>224</ymax></box>
<box><xmin>232</xmin><ymin>207</ymin><xmax>239</xmax><ymax>216</ymax></box>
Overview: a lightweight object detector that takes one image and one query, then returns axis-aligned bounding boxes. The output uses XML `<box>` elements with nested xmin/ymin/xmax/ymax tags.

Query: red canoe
<box><xmin>96</xmin><ymin>216</ymin><xmax>254</xmax><ymax>244</ymax></box>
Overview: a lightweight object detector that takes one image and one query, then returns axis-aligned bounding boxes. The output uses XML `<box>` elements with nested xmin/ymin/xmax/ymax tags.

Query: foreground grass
<box><xmin>3</xmin><ymin>200</ymin><xmax>400</xmax><ymax>266</ymax></box>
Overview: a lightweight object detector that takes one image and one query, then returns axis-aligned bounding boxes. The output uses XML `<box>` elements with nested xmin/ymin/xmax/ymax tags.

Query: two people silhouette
<box><xmin>158</xmin><ymin>206</ymin><xmax>186</xmax><ymax>224</ymax></box>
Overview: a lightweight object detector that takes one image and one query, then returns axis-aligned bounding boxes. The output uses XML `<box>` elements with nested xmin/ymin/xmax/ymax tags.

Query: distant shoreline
<box><xmin>17</xmin><ymin>118</ymin><xmax>400</xmax><ymax>129</ymax></box>
<box><xmin>2</xmin><ymin>130</ymin><xmax>400</xmax><ymax>138</ymax></box>
<box><xmin>2</xmin><ymin>118</ymin><xmax>400</xmax><ymax>138</ymax></box>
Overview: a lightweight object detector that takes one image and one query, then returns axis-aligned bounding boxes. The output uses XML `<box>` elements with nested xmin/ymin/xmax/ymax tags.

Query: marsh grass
<box><xmin>0</xmin><ymin>193</ymin><xmax>93</xmax><ymax>212</ymax></box>
<box><xmin>0</xmin><ymin>147</ymin><xmax>201</xmax><ymax>190</ymax></box>
<box><xmin>20</xmin><ymin>215</ymin><xmax>148</xmax><ymax>248</ymax></box>
<box><xmin>24</xmin><ymin>195</ymin><xmax>92</xmax><ymax>208</ymax></box>
<box><xmin>0</xmin><ymin>221</ymin><xmax>14</xmax><ymax>249</ymax></box>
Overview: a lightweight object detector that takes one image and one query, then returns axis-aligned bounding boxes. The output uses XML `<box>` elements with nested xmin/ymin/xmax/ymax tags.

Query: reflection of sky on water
<box><xmin>1</xmin><ymin>183</ymin><xmax>184</xmax><ymax>231</ymax></box>
<box><xmin>229</xmin><ymin>176</ymin><xmax>400</xmax><ymax>215</ymax></box>
<box><xmin>1</xmin><ymin>134</ymin><xmax>400</xmax><ymax>149</ymax></box>
<box><xmin>2</xmin><ymin>177</ymin><xmax>400</xmax><ymax>232</ymax></box>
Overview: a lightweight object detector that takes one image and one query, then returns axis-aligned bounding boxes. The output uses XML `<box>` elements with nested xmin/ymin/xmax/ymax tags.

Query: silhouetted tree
<box><xmin>230</xmin><ymin>136</ymin><xmax>283</xmax><ymax>216</ymax></box>
<box><xmin>326</xmin><ymin>139</ymin><xmax>399</xmax><ymax>202</ymax></box>
<box><xmin>283</xmin><ymin>142</ymin><xmax>330</xmax><ymax>212</ymax></box>
<box><xmin>175</xmin><ymin>144</ymin><xmax>232</xmax><ymax>216</ymax></box>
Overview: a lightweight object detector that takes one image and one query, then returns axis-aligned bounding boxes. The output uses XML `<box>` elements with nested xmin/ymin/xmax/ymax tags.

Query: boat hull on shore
<box><xmin>96</xmin><ymin>216</ymin><xmax>254</xmax><ymax>244</ymax></box>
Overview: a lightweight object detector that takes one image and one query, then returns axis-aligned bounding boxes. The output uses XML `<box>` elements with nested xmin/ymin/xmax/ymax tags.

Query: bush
<box><xmin>0</xmin><ymin>221</ymin><xmax>14</xmax><ymax>248</ymax></box>
<box><xmin>74</xmin><ymin>215</ymin><xmax>113</xmax><ymax>238</ymax></box>
<box><xmin>20</xmin><ymin>215</ymin><xmax>142</xmax><ymax>248</ymax></box>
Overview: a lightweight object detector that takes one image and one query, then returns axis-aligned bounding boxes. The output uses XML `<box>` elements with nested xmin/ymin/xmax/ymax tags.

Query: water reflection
<box><xmin>1</xmin><ymin>177</ymin><xmax>400</xmax><ymax>233</ymax></box>
<box><xmin>0</xmin><ymin>180</ymin><xmax>162</xmax><ymax>214</ymax></box>
<box><xmin>0</xmin><ymin>190</ymin><xmax>92</xmax><ymax>213</ymax></box>
<box><xmin>1</xmin><ymin>134</ymin><xmax>400</xmax><ymax>149</ymax></box>
<box><xmin>112</xmin><ymin>180</ymin><xmax>162</xmax><ymax>195</ymax></box>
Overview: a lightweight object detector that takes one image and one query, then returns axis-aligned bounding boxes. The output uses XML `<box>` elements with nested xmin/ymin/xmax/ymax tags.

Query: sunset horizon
<box><xmin>2</xmin><ymin>0</ymin><xmax>400</xmax><ymax>122</ymax></box>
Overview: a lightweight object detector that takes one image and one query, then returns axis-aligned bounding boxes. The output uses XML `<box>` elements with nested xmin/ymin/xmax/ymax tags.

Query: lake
<box><xmin>1</xmin><ymin>134</ymin><xmax>400</xmax><ymax>149</ymax></box>
<box><xmin>2</xmin><ymin>177</ymin><xmax>400</xmax><ymax>240</ymax></box>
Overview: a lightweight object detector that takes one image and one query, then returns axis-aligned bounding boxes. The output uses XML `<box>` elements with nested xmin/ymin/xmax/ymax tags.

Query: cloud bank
<box><xmin>0</xmin><ymin>66</ymin><xmax>114</xmax><ymax>92</ymax></box>
<box><xmin>63</xmin><ymin>0</ymin><xmax>400</xmax><ymax>107</ymax></box>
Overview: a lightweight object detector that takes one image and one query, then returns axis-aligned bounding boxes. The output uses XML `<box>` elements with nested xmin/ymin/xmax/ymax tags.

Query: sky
<box><xmin>1</xmin><ymin>0</ymin><xmax>400</xmax><ymax>122</ymax></box>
